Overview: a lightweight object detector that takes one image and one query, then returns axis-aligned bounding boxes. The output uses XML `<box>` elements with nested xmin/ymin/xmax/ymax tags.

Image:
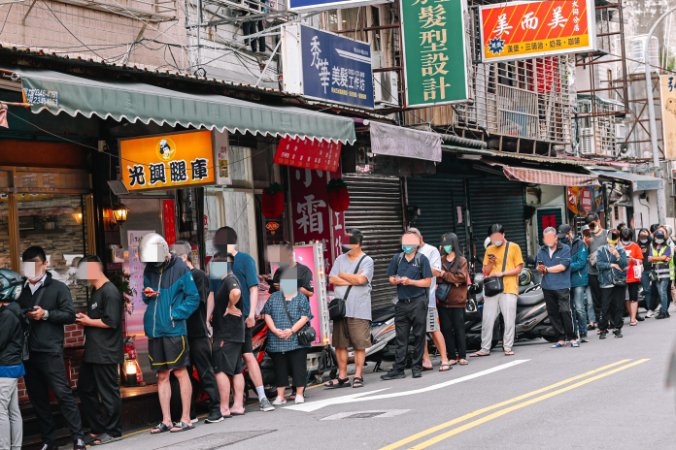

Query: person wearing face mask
<box><xmin>537</xmin><ymin>228</ymin><xmax>575</xmax><ymax>348</ymax></box>
<box><xmin>207</xmin><ymin>253</ymin><xmax>247</xmax><ymax>418</ymax></box>
<box><xmin>558</xmin><ymin>224</ymin><xmax>589</xmax><ymax>342</ymax></box>
<box><xmin>326</xmin><ymin>229</ymin><xmax>374</xmax><ymax>389</ymax></box>
<box><xmin>381</xmin><ymin>231</ymin><xmax>433</xmax><ymax>380</ymax></box>
<box><xmin>637</xmin><ymin>229</ymin><xmax>654</xmax><ymax>317</ymax></box>
<box><xmin>585</xmin><ymin>213</ymin><xmax>608</xmax><ymax>328</ymax></box>
<box><xmin>471</xmin><ymin>224</ymin><xmax>524</xmax><ymax>357</ymax></box>
<box><xmin>649</xmin><ymin>229</ymin><xmax>672</xmax><ymax>320</ymax></box>
<box><xmin>261</xmin><ymin>267</ymin><xmax>312</xmax><ymax>405</ymax></box>
<box><xmin>268</xmin><ymin>242</ymin><xmax>314</xmax><ymax>298</ymax></box>
<box><xmin>18</xmin><ymin>246</ymin><xmax>86</xmax><ymax>450</ymax></box>
<box><xmin>619</xmin><ymin>229</ymin><xmax>643</xmax><ymax>326</ymax></box>
<box><xmin>140</xmin><ymin>233</ymin><xmax>200</xmax><ymax>434</ymax></box>
<box><xmin>169</xmin><ymin>241</ymin><xmax>222</xmax><ymax>424</ymax></box>
<box><xmin>596</xmin><ymin>229</ymin><xmax>629</xmax><ymax>339</ymax></box>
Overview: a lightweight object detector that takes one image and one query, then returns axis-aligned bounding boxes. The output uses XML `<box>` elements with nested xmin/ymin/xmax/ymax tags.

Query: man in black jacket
<box><xmin>18</xmin><ymin>246</ymin><xmax>85</xmax><ymax>450</ymax></box>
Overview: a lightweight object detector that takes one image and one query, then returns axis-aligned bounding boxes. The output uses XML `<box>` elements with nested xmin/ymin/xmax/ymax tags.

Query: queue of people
<box><xmin>1</xmin><ymin>216</ymin><xmax>673</xmax><ymax>449</ymax></box>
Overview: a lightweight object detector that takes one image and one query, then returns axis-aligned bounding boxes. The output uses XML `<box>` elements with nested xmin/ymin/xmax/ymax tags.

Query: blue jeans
<box><xmin>585</xmin><ymin>286</ymin><xmax>597</xmax><ymax>323</ymax></box>
<box><xmin>571</xmin><ymin>286</ymin><xmax>589</xmax><ymax>337</ymax></box>
<box><xmin>641</xmin><ymin>270</ymin><xmax>653</xmax><ymax>310</ymax></box>
<box><xmin>656</xmin><ymin>279</ymin><xmax>670</xmax><ymax>313</ymax></box>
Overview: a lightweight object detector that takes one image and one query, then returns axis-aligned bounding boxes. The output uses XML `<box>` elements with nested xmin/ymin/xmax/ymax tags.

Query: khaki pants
<box><xmin>480</xmin><ymin>293</ymin><xmax>518</xmax><ymax>353</ymax></box>
<box><xmin>0</xmin><ymin>377</ymin><xmax>22</xmax><ymax>450</ymax></box>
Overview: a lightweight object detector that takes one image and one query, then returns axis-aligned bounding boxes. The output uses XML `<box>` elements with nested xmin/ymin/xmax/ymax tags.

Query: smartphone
<box><xmin>537</xmin><ymin>260</ymin><xmax>544</xmax><ymax>266</ymax></box>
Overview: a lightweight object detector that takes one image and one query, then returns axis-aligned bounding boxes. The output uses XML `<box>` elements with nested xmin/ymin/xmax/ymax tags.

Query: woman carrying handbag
<box><xmin>596</xmin><ymin>229</ymin><xmax>629</xmax><ymax>340</ymax></box>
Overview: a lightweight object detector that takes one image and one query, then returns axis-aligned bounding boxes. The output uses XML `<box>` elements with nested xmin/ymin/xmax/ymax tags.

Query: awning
<box><xmin>499</xmin><ymin>164</ymin><xmax>599</xmax><ymax>186</ymax></box>
<box><xmin>10</xmin><ymin>68</ymin><xmax>356</xmax><ymax>144</ymax></box>
<box><xmin>370</xmin><ymin>121</ymin><xmax>442</xmax><ymax>162</ymax></box>
<box><xmin>591</xmin><ymin>170</ymin><xmax>663</xmax><ymax>191</ymax></box>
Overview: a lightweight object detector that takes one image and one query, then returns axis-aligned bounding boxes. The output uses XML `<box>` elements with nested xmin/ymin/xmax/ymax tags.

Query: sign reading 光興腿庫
<box><xmin>660</xmin><ymin>75</ymin><xmax>676</xmax><ymax>160</ymax></box>
<box><xmin>400</xmin><ymin>0</ymin><xmax>469</xmax><ymax>107</ymax></box>
<box><xmin>479</xmin><ymin>0</ymin><xmax>596</xmax><ymax>63</ymax></box>
<box><xmin>282</xmin><ymin>24</ymin><xmax>374</xmax><ymax>109</ymax></box>
<box><xmin>119</xmin><ymin>130</ymin><xmax>215</xmax><ymax>192</ymax></box>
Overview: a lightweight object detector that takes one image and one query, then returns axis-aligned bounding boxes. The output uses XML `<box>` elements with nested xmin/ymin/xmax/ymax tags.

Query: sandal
<box><xmin>470</xmin><ymin>351</ymin><xmax>490</xmax><ymax>357</ymax></box>
<box><xmin>422</xmin><ymin>363</ymin><xmax>434</xmax><ymax>371</ymax></box>
<box><xmin>630</xmin><ymin>321</ymin><xmax>638</xmax><ymax>326</ymax></box>
<box><xmin>352</xmin><ymin>377</ymin><xmax>364</xmax><ymax>388</ymax></box>
<box><xmin>504</xmin><ymin>349</ymin><xmax>515</xmax><ymax>356</ymax></box>
<box><xmin>439</xmin><ymin>363</ymin><xmax>453</xmax><ymax>372</ymax></box>
<box><xmin>150</xmin><ymin>422</ymin><xmax>172</xmax><ymax>434</ymax></box>
<box><xmin>92</xmin><ymin>433</ymin><xmax>122</xmax><ymax>445</ymax></box>
<box><xmin>457</xmin><ymin>359</ymin><xmax>469</xmax><ymax>366</ymax></box>
<box><xmin>170</xmin><ymin>421</ymin><xmax>195</xmax><ymax>433</ymax></box>
<box><xmin>324</xmin><ymin>377</ymin><xmax>351</xmax><ymax>389</ymax></box>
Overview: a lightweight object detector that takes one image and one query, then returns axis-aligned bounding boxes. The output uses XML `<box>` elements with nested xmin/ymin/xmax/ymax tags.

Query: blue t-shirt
<box><xmin>210</xmin><ymin>252</ymin><xmax>259</xmax><ymax>317</ymax></box>
<box><xmin>386</xmin><ymin>252</ymin><xmax>433</xmax><ymax>299</ymax></box>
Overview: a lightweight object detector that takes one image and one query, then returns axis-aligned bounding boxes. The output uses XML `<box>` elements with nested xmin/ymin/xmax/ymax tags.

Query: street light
<box><xmin>644</xmin><ymin>5</ymin><xmax>676</xmax><ymax>224</ymax></box>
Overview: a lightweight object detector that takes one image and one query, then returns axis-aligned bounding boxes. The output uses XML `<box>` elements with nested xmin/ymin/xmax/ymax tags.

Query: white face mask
<box><xmin>492</xmin><ymin>240</ymin><xmax>504</xmax><ymax>247</ymax></box>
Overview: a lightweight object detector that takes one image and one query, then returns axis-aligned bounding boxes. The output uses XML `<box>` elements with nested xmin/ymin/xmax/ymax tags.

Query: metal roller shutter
<box><xmin>406</xmin><ymin>176</ymin><xmax>468</xmax><ymax>252</ymax></box>
<box><xmin>468</xmin><ymin>177</ymin><xmax>527</xmax><ymax>267</ymax></box>
<box><xmin>343</xmin><ymin>174</ymin><xmax>404</xmax><ymax>312</ymax></box>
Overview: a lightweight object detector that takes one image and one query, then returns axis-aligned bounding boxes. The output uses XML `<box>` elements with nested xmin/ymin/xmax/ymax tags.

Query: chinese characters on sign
<box><xmin>120</xmin><ymin>130</ymin><xmax>216</xmax><ymax>192</ymax></box>
<box><xmin>400</xmin><ymin>0</ymin><xmax>469</xmax><ymax>107</ymax></box>
<box><xmin>163</xmin><ymin>200</ymin><xmax>177</xmax><ymax>247</ymax></box>
<box><xmin>660</xmin><ymin>75</ymin><xmax>676</xmax><ymax>160</ymax></box>
<box><xmin>289</xmin><ymin>168</ymin><xmax>345</xmax><ymax>271</ymax></box>
<box><xmin>22</xmin><ymin>88</ymin><xmax>59</xmax><ymax>107</ymax></box>
<box><xmin>274</xmin><ymin>137</ymin><xmax>342</xmax><ymax>172</ymax></box>
<box><xmin>479</xmin><ymin>0</ymin><xmax>596</xmax><ymax>63</ymax></box>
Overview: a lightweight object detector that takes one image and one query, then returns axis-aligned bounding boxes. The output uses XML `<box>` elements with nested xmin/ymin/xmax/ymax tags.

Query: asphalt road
<box><xmin>102</xmin><ymin>309</ymin><xmax>676</xmax><ymax>450</ymax></box>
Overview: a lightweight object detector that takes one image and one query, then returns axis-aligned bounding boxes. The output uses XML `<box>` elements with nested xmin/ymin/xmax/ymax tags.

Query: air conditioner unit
<box><xmin>579</xmin><ymin>128</ymin><xmax>596</xmax><ymax>155</ymax></box>
<box><xmin>374</xmin><ymin>71</ymin><xmax>399</xmax><ymax>107</ymax></box>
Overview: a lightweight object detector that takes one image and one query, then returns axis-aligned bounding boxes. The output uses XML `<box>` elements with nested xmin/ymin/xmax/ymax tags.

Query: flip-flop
<box><xmin>230</xmin><ymin>411</ymin><xmax>246</xmax><ymax>416</ymax></box>
<box><xmin>439</xmin><ymin>364</ymin><xmax>452</xmax><ymax>372</ymax></box>
<box><xmin>92</xmin><ymin>434</ymin><xmax>122</xmax><ymax>446</ymax></box>
<box><xmin>457</xmin><ymin>359</ymin><xmax>469</xmax><ymax>366</ymax></box>
<box><xmin>471</xmin><ymin>351</ymin><xmax>490</xmax><ymax>357</ymax></box>
<box><xmin>150</xmin><ymin>422</ymin><xmax>172</xmax><ymax>434</ymax></box>
<box><xmin>504</xmin><ymin>350</ymin><xmax>515</xmax><ymax>356</ymax></box>
<box><xmin>422</xmin><ymin>365</ymin><xmax>434</xmax><ymax>371</ymax></box>
<box><xmin>170</xmin><ymin>421</ymin><xmax>195</xmax><ymax>433</ymax></box>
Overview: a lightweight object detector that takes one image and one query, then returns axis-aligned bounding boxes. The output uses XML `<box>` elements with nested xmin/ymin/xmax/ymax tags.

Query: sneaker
<box><xmin>580</xmin><ymin>337</ymin><xmax>589</xmax><ymax>343</ymax></box>
<box><xmin>205</xmin><ymin>410</ymin><xmax>224</xmax><ymax>423</ymax></box>
<box><xmin>412</xmin><ymin>370</ymin><xmax>422</xmax><ymax>378</ymax></box>
<box><xmin>294</xmin><ymin>395</ymin><xmax>305</xmax><ymax>404</ymax></box>
<box><xmin>656</xmin><ymin>313</ymin><xmax>668</xmax><ymax>320</ymax></box>
<box><xmin>646</xmin><ymin>310</ymin><xmax>655</xmax><ymax>318</ymax></box>
<box><xmin>190</xmin><ymin>417</ymin><xmax>199</xmax><ymax>424</ymax></box>
<box><xmin>614</xmin><ymin>330</ymin><xmax>623</xmax><ymax>338</ymax></box>
<box><xmin>571</xmin><ymin>340</ymin><xmax>580</xmax><ymax>348</ymax></box>
<box><xmin>272</xmin><ymin>397</ymin><xmax>287</xmax><ymax>406</ymax></box>
<box><xmin>380</xmin><ymin>370</ymin><xmax>406</xmax><ymax>381</ymax></box>
<box><xmin>636</xmin><ymin>315</ymin><xmax>645</xmax><ymax>322</ymax></box>
<box><xmin>260</xmin><ymin>397</ymin><xmax>275</xmax><ymax>412</ymax></box>
<box><xmin>599</xmin><ymin>331</ymin><xmax>607</xmax><ymax>340</ymax></box>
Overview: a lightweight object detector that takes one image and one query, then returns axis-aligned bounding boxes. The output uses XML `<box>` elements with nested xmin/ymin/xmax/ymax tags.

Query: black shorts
<box><xmin>148</xmin><ymin>336</ymin><xmax>190</xmax><ymax>372</ymax></box>
<box><xmin>242</xmin><ymin>327</ymin><xmax>253</xmax><ymax>354</ymax></box>
<box><xmin>212</xmin><ymin>339</ymin><xmax>244</xmax><ymax>376</ymax></box>
<box><xmin>627</xmin><ymin>282</ymin><xmax>640</xmax><ymax>301</ymax></box>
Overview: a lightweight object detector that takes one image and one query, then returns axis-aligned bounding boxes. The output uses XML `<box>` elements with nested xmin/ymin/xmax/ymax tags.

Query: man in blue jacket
<box><xmin>559</xmin><ymin>224</ymin><xmax>590</xmax><ymax>341</ymax></box>
<box><xmin>537</xmin><ymin>227</ymin><xmax>576</xmax><ymax>348</ymax></box>
<box><xmin>140</xmin><ymin>233</ymin><xmax>200</xmax><ymax>434</ymax></box>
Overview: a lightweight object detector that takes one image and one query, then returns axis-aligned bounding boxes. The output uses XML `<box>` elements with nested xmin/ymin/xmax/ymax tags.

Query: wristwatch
<box><xmin>42</xmin><ymin>310</ymin><xmax>50</xmax><ymax>320</ymax></box>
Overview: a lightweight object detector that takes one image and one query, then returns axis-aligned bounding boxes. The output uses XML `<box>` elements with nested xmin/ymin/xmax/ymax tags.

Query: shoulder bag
<box><xmin>435</xmin><ymin>259</ymin><xmax>452</xmax><ymax>302</ymax></box>
<box><xmin>483</xmin><ymin>242</ymin><xmax>510</xmax><ymax>298</ymax></box>
<box><xmin>282</xmin><ymin>297</ymin><xmax>316</xmax><ymax>346</ymax></box>
<box><xmin>328</xmin><ymin>255</ymin><xmax>367</xmax><ymax>321</ymax></box>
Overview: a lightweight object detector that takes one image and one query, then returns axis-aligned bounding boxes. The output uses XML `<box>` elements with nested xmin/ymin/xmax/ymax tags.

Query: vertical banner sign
<box><xmin>213</xmin><ymin>131</ymin><xmax>231</xmax><ymax>186</ymax></box>
<box><xmin>400</xmin><ymin>0</ymin><xmax>469</xmax><ymax>107</ymax></box>
<box><xmin>660</xmin><ymin>75</ymin><xmax>676</xmax><ymax>160</ymax></box>
<box><xmin>162</xmin><ymin>200</ymin><xmax>177</xmax><ymax>246</ymax></box>
<box><xmin>282</xmin><ymin>24</ymin><xmax>374</xmax><ymax>109</ymax></box>
<box><xmin>125</xmin><ymin>230</ymin><xmax>154</xmax><ymax>340</ymax></box>
<box><xmin>291</xmin><ymin>245</ymin><xmax>323</xmax><ymax>346</ymax></box>
<box><xmin>479</xmin><ymin>0</ymin><xmax>596</xmax><ymax>63</ymax></box>
<box><xmin>289</xmin><ymin>168</ymin><xmax>345</xmax><ymax>271</ymax></box>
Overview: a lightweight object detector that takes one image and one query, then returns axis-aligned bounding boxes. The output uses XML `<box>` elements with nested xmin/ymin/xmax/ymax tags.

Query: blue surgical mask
<box><xmin>209</xmin><ymin>261</ymin><xmax>230</xmax><ymax>280</ymax></box>
<box><xmin>280</xmin><ymin>279</ymin><xmax>297</xmax><ymax>296</ymax></box>
<box><xmin>402</xmin><ymin>245</ymin><xmax>416</xmax><ymax>254</ymax></box>
<box><xmin>443</xmin><ymin>245</ymin><xmax>453</xmax><ymax>254</ymax></box>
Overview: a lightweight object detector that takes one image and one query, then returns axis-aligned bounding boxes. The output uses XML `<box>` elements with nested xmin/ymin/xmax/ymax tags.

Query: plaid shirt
<box><xmin>262</xmin><ymin>292</ymin><xmax>312</xmax><ymax>353</ymax></box>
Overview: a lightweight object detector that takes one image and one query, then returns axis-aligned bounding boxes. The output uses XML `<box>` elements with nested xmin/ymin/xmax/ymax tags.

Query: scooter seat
<box><xmin>518</xmin><ymin>288</ymin><xmax>544</xmax><ymax>306</ymax></box>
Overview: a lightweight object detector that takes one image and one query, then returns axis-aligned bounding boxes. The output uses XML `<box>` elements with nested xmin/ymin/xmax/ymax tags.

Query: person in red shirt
<box><xmin>620</xmin><ymin>228</ymin><xmax>643</xmax><ymax>326</ymax></box>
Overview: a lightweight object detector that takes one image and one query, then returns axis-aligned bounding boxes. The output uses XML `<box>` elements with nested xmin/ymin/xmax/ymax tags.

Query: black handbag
<box><xmin>435</xmin><ymin>260</ymin><xmax>452</xmax><ymax>302</ymax></box>
<box><xmin>282</xmin><ymin>298</ymin><xmax>316</xmax><ymax>346</ymax></box>
<box><xmin>484</xmin><ymin>242</ymin><xmax>510</xmax><ymax>297</ymax></box>
<box><xmin>328</xmin><ymin>255</ymin><xmax>367</xmax><ymax>321</ymax></box>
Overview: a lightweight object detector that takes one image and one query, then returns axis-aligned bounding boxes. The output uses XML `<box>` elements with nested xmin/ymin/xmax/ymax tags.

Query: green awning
<box><xmin>11</xmin><ymin>68</ymin><xmax>356</xmax><ymax>144</ymax></box>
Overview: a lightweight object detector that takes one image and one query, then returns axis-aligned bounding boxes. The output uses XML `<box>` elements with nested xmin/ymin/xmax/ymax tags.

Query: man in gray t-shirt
<box><xmin>326</xmin><ymin>229</ymin><xmax>374</xmax><ymax>389</ymax></box>
<box><xmin>585</xmin><ymin>213</ymin><xmax>607</xmax><ymax>324</ymax></box>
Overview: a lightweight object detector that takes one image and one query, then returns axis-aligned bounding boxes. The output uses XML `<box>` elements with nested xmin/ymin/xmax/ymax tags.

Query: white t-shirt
<box><xmin>418</xmin><ymin>243</ymin><xmax>441</xmax><ymax>307</ymax></box>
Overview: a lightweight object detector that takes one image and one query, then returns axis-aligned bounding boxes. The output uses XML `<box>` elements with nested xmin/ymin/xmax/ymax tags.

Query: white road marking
<box><xmin>320</xmin><ymin>409</ymin><xmax>411</xmax><ymax>421</ymax></box>
<box><xmin>287</xmin><ymin>359</ymin><xmax>530</xmax><ymax>412</ymax></box>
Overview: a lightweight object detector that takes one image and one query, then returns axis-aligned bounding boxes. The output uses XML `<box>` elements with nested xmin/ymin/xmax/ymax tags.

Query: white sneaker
<box><xmin>294</xmin><ymin>395</ymin><xmax>305</xmax><ymax>404</ymax></box>
<box><xmin>646</xmin><ymin>310</ymin><xmax>655</xmax><ymax>318</ymax></box>
<box><xmin>272</xmin><ymin>397</ymin><xmax>287</xmax><ymax>406</ymax></box>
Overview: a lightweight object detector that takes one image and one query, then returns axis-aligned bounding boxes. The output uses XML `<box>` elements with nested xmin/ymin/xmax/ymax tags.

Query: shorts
<box><xmin>212</xmin><ymin>339</ymin><xmax>244</xmax><ymax>376</ymax></box>
<box><xmin>426</xmin><ymin>307</ymin><xmax>440</xmax><ymax>333</ymax></box>
<box><xmin>332</xmin><ymin>317</ymin><xmax>372</xmax><ymax>349</ymax></box>
<box><xmin>148</xmin><ymin>336</ymin><xmax>190</xmax><ymax>372</ymax></box>
<box><xmin>627</xmin><ymin>282</ymin><xmax>640</xmax><ymax>301</ymax></box>
<box><xmin>242</xmin><ymin>327</ymin><xmax>253</xmax><ymax>354</ymax></box>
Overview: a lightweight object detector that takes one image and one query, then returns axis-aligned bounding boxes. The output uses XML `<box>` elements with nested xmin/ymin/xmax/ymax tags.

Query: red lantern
<box><xmin>262</xmin><ymin>183</ymin><xmax>285</xmax><ymax>218</ymax></box>
<box><xmin>327</xmin><ymin>179</ymin><xmax>350</xmax><ymax>212</ymax></box>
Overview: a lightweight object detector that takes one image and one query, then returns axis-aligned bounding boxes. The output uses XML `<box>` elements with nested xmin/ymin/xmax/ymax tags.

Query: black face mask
<box><xmin>341</xmin><ymin>244</ymin><xmax>353</xmax><ymax>253</ymax></box>
<box><xmin>560</xmin><ymin>237</ymin><xmax>571</xmax><ymax>245</ymax></box>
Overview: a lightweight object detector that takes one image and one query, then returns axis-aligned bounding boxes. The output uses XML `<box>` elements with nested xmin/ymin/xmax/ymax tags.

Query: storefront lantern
<box><xmin>113</xmin><ymin>203</ymin><xmax>128</xmax><ymax>224</ymax></box>
<box><xmin>327</xmin><ymin>179</ymin><xmax>350</xmax><ymax>212</ymax></box>
<box><xmin>262</xmin><ymin>183</ymin><xmax>285</xmax><ymax>218</ymax></box>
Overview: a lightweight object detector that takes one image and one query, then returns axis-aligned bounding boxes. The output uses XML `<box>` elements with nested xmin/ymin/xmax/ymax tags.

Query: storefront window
<box><xmin>0</xmin><ymin>196</ymin><xmax>10</xmax><ymax>269</ymax></box>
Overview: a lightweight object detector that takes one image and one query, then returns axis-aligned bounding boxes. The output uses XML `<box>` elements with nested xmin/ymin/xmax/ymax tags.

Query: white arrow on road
<box><xmin>287</xmin><ymin>359</ymin><xmax>530</xmax><ymax>412</ymax></box>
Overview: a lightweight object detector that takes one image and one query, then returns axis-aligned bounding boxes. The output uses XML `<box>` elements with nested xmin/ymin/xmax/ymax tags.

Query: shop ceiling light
<box><xmin>113</xmin><ymin>204</ymin><xmax>128</xmax><ymax>224</ymax></box>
